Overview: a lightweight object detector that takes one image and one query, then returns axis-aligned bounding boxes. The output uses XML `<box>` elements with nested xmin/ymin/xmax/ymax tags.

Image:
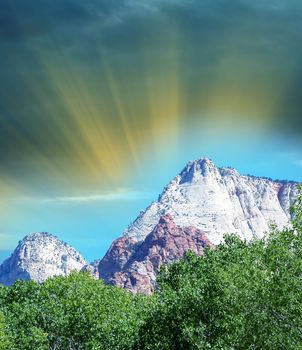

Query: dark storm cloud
<box><xmin>1</xmin><ymin>1</ymin><xmax>301</xmax><ymax>61</ymax></box>
<box><xmin>0</xmin><ymin>1</ymin><xmax>299</xmax><ymax>41</ymax></box>
<box><xmin>0</xmin><ymin>0</ymin><xmax>301</xmax><ymax>103</ymax></box>
<box><xmin>0</xmin><ymin>0</ymin><xmax>95</xmax><ymax>41</ymax></box>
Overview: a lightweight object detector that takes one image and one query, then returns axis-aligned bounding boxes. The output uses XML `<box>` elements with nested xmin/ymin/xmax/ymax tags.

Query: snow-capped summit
<box><xmin>123</xmin><ymin>158</ymin><xmax>299</xmax><ymax>244</ymax></box>
<box><xmin>0</xmin><ymin>232</ymin><xmax>87</xmax><ymax>285</ymax></box>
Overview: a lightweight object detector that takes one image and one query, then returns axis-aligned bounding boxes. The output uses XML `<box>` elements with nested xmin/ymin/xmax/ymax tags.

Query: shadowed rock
<box><xmin>99</xmin><ymin>214</ymin><xmax>214</xmax><ymax>294</ymax></box>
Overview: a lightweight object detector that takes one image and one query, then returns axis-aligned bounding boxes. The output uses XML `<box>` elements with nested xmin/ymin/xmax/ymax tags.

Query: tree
<box><xmin>291</xmin><ymin>184</ymin><xmax>302</xmax><ymax>231</ymax></box>
<box><xmin>1</xmin><ymin>273</ymin><xmax>147</xmax><ymax>350</ymax></box>
<box><xmin>0</xmin><ymin>311</ymin><xmax>10</xmax><ymax>350</ymax></box>
<box><xmin>137</xmin><ymin>189</ymin><xmax>302</xmax><ymax>349</ymax></box>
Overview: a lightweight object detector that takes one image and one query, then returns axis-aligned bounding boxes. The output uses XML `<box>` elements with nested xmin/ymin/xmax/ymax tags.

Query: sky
<box><xmin>0</xmin><ymin>0</ymin><xmax>302</xmax><ymax>262</ymax></box>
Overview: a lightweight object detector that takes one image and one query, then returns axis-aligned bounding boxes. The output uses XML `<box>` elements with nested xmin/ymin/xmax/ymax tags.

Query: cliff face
<box><xmin>0</xmin><ymin>232</ymin><xmax>87</xmax><ymax>285</ymax></box>
<box><xmin>99</xmin><ymin>158</ymin><xmax>298</xmax><ymax>293</ymax></box>
<box><xmin>123</xmin><ymin>158</ymin><xmax>298</xmax><ymax>244</ymax></box>
<box><xmin>99</xmin><ymin>214</ymin><xmax>214</xmax><ymax>294</ymax></box>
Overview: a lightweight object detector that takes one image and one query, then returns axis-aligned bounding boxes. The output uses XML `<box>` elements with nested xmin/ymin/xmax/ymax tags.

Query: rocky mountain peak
<box><xmin>123</xmin><ymin>158</ymin><xmax>299</xmax><ymax>244</ymax></box>
<box><xmin>0</xmin><ymin>232</ymin><xmax>87</xmax><ymax>285</ymax></box>
<box><xmin>178</xmin><ymin>158</ymin><xmax>217</xmax><ymax>184</ymax></box>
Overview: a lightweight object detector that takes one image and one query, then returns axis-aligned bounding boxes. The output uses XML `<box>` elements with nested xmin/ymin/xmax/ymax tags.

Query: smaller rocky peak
<box><xmin>21</xmin><ymin>232</ymin><xmax>54</xmax><ymax>243</ymax></box>
<box><xmin>0</xmin><ymin>232</ymin><xmax>87</xmax><ymax>286</ymax></box>
<box><xmin>26</xmin><ymin>231</ymin><xmax>52</xmax><ymax>238</ymax></box>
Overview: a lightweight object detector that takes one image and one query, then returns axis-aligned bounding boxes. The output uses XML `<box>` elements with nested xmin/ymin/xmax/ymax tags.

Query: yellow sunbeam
<box><xmin>25</xmin><ymin>47</ymin><xmax>132</xmax><ymax>188</ymax></box>
<box><xmin>100</xmin><ymin>50</ymin><xmax>141</xmax><ymax>171</ymax></box>
<box><xmin>141</xmin><ymin>26</ymin><xmax>182</xmax><ymax>161</ymax></box>
<box><xmin>198</xmin><ymin>17</ymin><xmax>295</xmax><ymax>130</ymax></box>
<box><xmin>2</xmin><ymin>9</ymin><xmax>294</xmax><ymax>198</ymax></box>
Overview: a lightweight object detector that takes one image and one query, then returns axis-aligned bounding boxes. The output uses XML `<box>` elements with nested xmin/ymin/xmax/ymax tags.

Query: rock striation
<box><xmin>99</xmin><ymin>214</ymin><xmax>214</xmax><ymax>294</ymax></box>
<box><xmin>0</xmin><ymin>232</ymin><xmax>87</xmax><ymax>285</ymax></box>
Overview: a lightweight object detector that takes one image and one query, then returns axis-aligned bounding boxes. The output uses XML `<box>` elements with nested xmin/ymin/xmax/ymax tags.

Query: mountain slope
<box><xmin>0</xmin><ymin>232</ymin><xmax>87</xmax><ymax>285</ymax></box>
<box><xmin>123</xmin><ymin>158</ymin><xmax>298</xmax><ymax>244</ymax></box>
<box><xmin>99</xmin><ymin>214</ymin><xmax>214</xmax><ymax>294</ymax></box>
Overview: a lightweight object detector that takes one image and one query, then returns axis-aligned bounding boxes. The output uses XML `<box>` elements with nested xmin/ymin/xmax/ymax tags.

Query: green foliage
<box><xmin>1</xmin><ymin>273</ymin><xmax>147</xmax><ymax>350</ymax></box>
<box><xmin>291</xmin><ymin>184</ymin><xmax>302</xmax><ymax>231</ymax></box>
<box><xmin>1</xmin><ymin>190</ymin><xmax>302</xmax><ymax>349</ymax></box>
<box><xmin>0</xmin><ymin>310</ymin><xmax>11</xmax><ymax>350</ymax></box>
<box><xmin>136</xmin><ymin>188</ymin><xmax>302</xmax><ymax>349</ymax></box>
<box><xmin>137</xmin><ymin>231</ymin><xmax>302</xmax><ymax>349</ymax></box>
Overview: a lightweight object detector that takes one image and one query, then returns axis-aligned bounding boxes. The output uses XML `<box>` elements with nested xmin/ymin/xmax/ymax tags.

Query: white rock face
<box><xmin>0</xmin><ymin>232</ymin><xmax>87</xmax><ymax>285</ymax></box>
<box><xmin>124</xmin><ymin>158</ymin><xmax>299</xmax><ymax>244</ymax></box>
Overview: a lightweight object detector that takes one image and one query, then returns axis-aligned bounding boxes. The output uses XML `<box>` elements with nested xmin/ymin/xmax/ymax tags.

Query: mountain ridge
<box><xmin>0</xmin><ymin>157</ymin><xmax>299</xmax><ymax>289</ymax></box>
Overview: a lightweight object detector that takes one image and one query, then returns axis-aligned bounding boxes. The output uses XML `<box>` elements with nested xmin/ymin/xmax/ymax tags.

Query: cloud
<box><xmin>0</xmin><ymin>0</ymin><xmax>97</xmax><ymax>41</ymax></box>
<box><xmin>13</xmin><ymin>190</ymin><xmax>155</xmax><ymax>203</ymax></box>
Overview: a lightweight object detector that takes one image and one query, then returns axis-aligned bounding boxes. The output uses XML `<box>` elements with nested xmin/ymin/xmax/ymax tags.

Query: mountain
<box><xmin>0</xmin><ymin>232</ymin><xmax>87</xmax><ymax>285</ymax></box>
<box><xmin>99</xmin><ymin>214</ymin><xmax>214</xmax><ymax>294</ymax></box>
<box><xmin>0</xmin><ymin>157</ymin><xmax>299</xmax><ymax>290</ymax></box>
<box><xmin>123</xmin><ymin>158</ymin><xmax>298</xmax><ymax>243</ymax></box>
<box><xmin>98</xmin><ymin>157</ymin><xmax>299</xmax><ymax>293</ymax></box>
